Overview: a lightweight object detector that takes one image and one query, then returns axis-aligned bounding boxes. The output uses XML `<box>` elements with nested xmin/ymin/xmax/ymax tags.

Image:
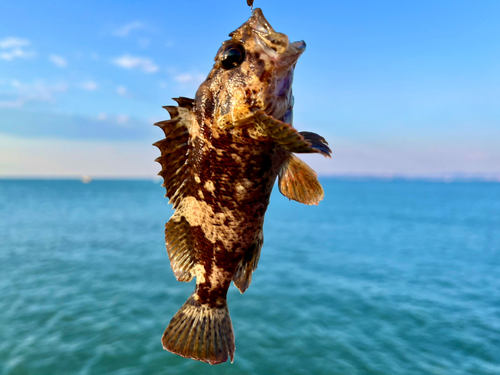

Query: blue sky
<box><xmin>1</xmin><ymin>0</ymin><xmax>499</xmax><ymax>178</ymax></box>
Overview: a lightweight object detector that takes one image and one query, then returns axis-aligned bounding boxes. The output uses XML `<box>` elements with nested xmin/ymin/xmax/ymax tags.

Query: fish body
<box><xmin>154</xmin><ymin>8</ymin><xmax>331</xmax><ymax>365</ymax></box>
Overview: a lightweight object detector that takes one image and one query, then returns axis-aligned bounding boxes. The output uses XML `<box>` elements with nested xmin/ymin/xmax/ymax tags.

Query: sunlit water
<box><xmin>1</xmin><ymin>179</ymin><xmax>499</xmax><ymax>375</ymax></box>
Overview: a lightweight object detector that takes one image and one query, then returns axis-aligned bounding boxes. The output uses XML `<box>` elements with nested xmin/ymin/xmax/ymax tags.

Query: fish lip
<box><xmin>277</xmin><ymin>40</ymin><xmax>306</xmax><ymax>68</ymax></box>
<box><xmin>291</xmin><ymin>40</ymin><xmax>306</xmax><ymax>52</ymax></box>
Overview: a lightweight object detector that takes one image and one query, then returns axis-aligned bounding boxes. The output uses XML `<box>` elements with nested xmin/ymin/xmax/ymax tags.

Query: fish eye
<box><xmin>220</xmin><ymin>43</ymin><xmax>246</xmax><ymax>70</ymax></box>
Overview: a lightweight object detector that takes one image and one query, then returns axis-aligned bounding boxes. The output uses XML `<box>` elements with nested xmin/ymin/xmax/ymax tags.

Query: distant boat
<box><xmin>81</xmin><ymin>175</ymin><xmax>92</xmax><ymax>184</ymax></box>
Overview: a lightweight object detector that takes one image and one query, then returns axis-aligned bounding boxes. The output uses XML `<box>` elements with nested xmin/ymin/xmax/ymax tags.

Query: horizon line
<box><xmin>1</xmin><ymin>172</ymin><xmax>500</xmax><ymax>183</ymax></box>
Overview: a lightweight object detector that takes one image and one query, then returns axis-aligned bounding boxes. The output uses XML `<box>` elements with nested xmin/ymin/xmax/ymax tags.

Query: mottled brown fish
<box><xmin>154</xmin><ymin>8</ymin><xmax>331</xmax><ymax>365</ymax></box>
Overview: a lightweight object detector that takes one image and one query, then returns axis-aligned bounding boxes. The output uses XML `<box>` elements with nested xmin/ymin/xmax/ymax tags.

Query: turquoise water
<box><xmin>1</xmin><ymin>179</ymin><xmax>499</xmax><ymax>375</ymax></box>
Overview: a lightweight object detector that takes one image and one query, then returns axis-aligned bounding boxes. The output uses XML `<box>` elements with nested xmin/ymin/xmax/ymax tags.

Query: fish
<box><xmin>153</xmin><ymin>8</ymin><xmax>331</xmax><ymax>365</ymax></box>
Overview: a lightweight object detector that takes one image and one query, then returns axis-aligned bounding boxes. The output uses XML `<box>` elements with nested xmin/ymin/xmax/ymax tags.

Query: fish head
<box><xmin>196</xmin><ymin>8</ymin><xmax>306</xmax><ymax>126</ymax></box>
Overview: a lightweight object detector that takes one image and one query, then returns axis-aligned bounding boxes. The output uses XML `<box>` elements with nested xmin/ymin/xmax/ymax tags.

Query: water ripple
<box><xmin>1</xmin><ymin>179</ymin><xmax>499</xmax><ymax>374</ymax></box>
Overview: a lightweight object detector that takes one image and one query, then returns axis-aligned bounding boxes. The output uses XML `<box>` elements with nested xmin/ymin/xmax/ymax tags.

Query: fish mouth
<box><xmin>250</xmin><ymin>8</ymin><xmax>306</xmax><ymax>60</ymax></box>
<box><xmin>290</xmin><ymin>40</ymin><xmax>306</xmax><ymax>52</ymax></box>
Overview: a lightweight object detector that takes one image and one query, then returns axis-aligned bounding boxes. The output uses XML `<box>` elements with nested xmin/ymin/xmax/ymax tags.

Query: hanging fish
<box><xmin>154</xmin><ymin>8</ymin><xmax>331</xmax><ymax>365</ymax></box>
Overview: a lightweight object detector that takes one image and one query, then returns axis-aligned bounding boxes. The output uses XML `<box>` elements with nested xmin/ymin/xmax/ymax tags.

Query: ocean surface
<box><xmin>1</xmin><ymin>179</ymin><xmax>499</xmax><ymax>375</ymax></box>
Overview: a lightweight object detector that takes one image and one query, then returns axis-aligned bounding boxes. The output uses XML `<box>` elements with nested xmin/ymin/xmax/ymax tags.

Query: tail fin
<box><xmin>162</xmin><ymin>294</ymin><xmax>235</xmax><ymax>365</ymax></box>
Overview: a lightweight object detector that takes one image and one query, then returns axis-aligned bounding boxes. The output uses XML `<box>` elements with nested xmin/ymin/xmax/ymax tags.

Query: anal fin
<box><xmin>233</xmin><ymin>232</ymin><xmax>263</xmax><ymax>294</ymax></box>
<box><xmin>279</xmin><ymin>154</ymin><xmax>324</xmax><ymax>205</ymax></box>
<box><xmin>165</xmin><ymin>216</ymin><xmax>197</xmax><ymax>282</ymax></box>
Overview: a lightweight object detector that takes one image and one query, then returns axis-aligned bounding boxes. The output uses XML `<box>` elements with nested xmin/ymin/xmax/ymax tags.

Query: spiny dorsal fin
<box><xmin>173</xmin><ymin>97</ymin><xmax>195</xmax><ymax>108</ymax></box>
<box><xmin>153</xmin><ymin>97</ymin><xmax>195</xmax><ymax>208</ymax></box>
<box><xmin>155</xmin><ymin>98</ymin><xmax>199</xmax><ymax>283</ymax></box>
<box><xmin>233</xmin><ymin>231</ymin><xmax>263</xmax><ymax>294</ymax></box>
<box><xmin>279</xmin><ymin>154</ymin><xmax>324</xmax><ymax>205</ymax></box>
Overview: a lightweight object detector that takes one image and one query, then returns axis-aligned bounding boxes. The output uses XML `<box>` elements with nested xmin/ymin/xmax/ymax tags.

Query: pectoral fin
<box><xmin>299</xmin><ymin>131</ymin><xmax>332</xmax><ymax>157</ymax></box>
<box><xmin>279</xmin><ymin>154</ymin><xmax>324</xmax><ymax>205</ymax></box>
<box><xmin>254</xmin><ymin>111</ymin><xmax>331</xmax><ymax>157</ymax></box>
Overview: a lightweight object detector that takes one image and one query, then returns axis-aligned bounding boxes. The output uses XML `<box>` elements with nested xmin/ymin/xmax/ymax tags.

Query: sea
<box><xmin>0</xmin><ymin>179</ymin><xmax>499</xmax><ymax>375</ymax></box>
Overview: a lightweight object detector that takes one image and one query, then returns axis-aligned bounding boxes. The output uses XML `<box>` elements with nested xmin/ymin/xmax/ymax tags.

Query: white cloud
<box><xmin>113</xmin><ymin>21</ymin><xmax>144</xmax><ymax>37</ymax></box>
<box><xmin>0</xmin><ymin>98</ymin><xmax>26</xmax><ymax>108</ymax></box>
<box><xmin>137</xmin><ymin>38</ymin><xmax>150</xmax><ymax>49</ymax></box>
<box><xmin>174</xmin><ymin>73</ymin><xmax>205</xmax><ymax>85</ymax></box>
<box><xmin>81</xmin><ymin>81</ymin><xmax>99</xmax><ymax>90</ymax></box>
<box><xmin>116</xmin><ymin>85</ymin><xmax>128</xmax><ymax>96</ymax></box>
<box><xmin>174</xmin><ymin>74</ymin><xmax>193</xmax><ymax>83</ymax></box>
<box><xmin>35</xmin><ymin>82</ymin><xmax>69</xmax><ymax>99</ymax></box>
<box><xmin>49</xmin><ymin>54</ymin><xmax>68</xmax><ymax>68</ymax></box>
<box><xmin>116</xmin><ymin>114</ymin><xmax>129</xmax><ymax>124</ymax></box>
<box><xmin>0</xmin><ymin>37</ymin><xmax>30</xmax><ymax>49</ymax></box>
<box><xmin>0</xmin><ymin>108</ymin><xmax>155</xmax><ymax>143</ymax></box>
<box><xmin>112</xmin><ymin>54</ymin><xmax>158</xmax><ymax>73</ymax></box>
<box><xmin>0</xmin><ymin>80</ymin><xmax>68</xmax><ymax>108</ymax></box>
<box><xmin>0</xmin><ymin>48</ymin><xmax>35</xmax><ymax>61</ymax></box>
<box><xmin>0</xmin><ymin>37</ymin><xmax>35</xmax><ymax>61</ymax></box>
